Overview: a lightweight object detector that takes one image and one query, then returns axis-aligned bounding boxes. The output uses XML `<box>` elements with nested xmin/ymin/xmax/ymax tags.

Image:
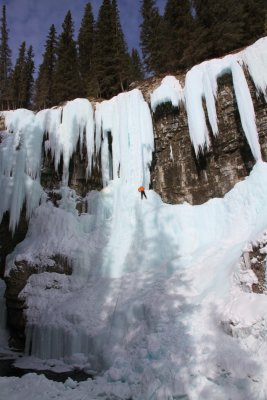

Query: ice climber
<box><xmin>138</xmin><ymin>186</ymin><xmax>147</xmax><ymax>199</ymax></box>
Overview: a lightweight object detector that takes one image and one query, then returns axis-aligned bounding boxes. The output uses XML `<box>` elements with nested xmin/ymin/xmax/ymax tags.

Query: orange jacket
<box><xmin>138</xmin><ymin>186</ymin><xmax>145</xmax><ymax>192</ymax></box>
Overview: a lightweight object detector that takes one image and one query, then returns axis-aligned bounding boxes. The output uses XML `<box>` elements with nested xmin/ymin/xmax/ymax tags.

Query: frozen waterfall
<box><xmin>1</xmin><ymin>37</ymin><xmax>267</xmax><ymax>400</ymax></box>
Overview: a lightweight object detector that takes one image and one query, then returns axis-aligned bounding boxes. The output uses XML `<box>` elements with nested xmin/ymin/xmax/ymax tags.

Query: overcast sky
<box><xmin>5</xmin><ymin>0</ymin><xmax>166</xmax><ymax>71</ymax></box>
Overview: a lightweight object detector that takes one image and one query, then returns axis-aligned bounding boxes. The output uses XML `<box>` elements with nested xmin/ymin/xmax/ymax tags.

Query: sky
<box><xmin>4</xmin><ymin>0</ymin><xmax>166</xmax><ymax>72</ymax></box>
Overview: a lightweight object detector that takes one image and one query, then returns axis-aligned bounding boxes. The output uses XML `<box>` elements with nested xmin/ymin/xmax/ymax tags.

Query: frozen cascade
<box><xmin>4</xmin><ymin>89</ymin><xmax>156</xmax><ymax>362</ymax></box>
<box><xmin>2</xmin><ymin>39</ymin><xmax>267</xmax><ymax>399</ymax></box>
<box><xmin>15</xmin><ymin>160</ymin><xmax>267</xmax><ymax>382</ymax></box>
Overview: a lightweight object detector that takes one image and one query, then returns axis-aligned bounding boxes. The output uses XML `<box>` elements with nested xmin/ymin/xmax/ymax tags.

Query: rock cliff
<box><xmin>135</xmin><ymin>73</ymin><xmax>267</xmax><ymax>204</ymax></box>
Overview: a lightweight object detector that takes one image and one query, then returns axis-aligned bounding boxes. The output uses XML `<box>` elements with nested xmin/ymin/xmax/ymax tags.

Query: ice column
<box><xmin>95</xmin><ymin>89</ymin><xmax>154</xmax><ymax>188</ymax></box>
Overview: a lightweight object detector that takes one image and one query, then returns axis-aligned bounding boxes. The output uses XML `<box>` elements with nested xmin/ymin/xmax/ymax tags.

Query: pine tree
<box><xmin>129</xmin><ymin>48</ymin><xmax>144</xmax><ymax>82</ymax></box>
<box><xmin>34</xmin><ymin>24</ymin><xmax>57</xmax><ymax>109</ymax></box>
<box><xmin>264</xmin><ymin>9</ymin><xmax>267</xmax><ymax>36</ymax></box>
<box><xmin>0</xmin><ymin>5</ymin><xmax>12</xmax><ymax>110</ymax></box>
<box><xmin>23</xmin><ymin>45</ymin><xmax>35</xmax><ymax>108</ymax></box>
<box><xmin>78</xmin><ymin>3</ymin><xmax>97</xmax><ymax>97</ymax></box>
<box><xmin>111</xmin><ymin>0</ymin><xmax>131</xmax><ymax>91</ymax></box>
<box><xmin>94</xmin><ymin>0</ymin><xmax>130</xmax><ymax>98</ymax></box>
<box><xmin>140</xmin><ymin>0</ymin><xmax>163</xmax><ymax>74</ymax></box>
<box><xmin>193</xmin><ymin>0</ymin><xmax>245</xmax><ymax>62</ymax></box>
<box><xmin>11</xmin><ymin>42</ymin><xmax>35</xmax><ymax>109</ymax></box>
<box><xmin>241</xmin><ymin>0</ymin><xmax>266</xmax><ymax>45</ymax></box>
<box><xmin>92</xmin><ymin>0</ymin><xmax>111</xmax><ymax>98</ymax></box>
<box><xmin>11</xmin><ymin>41</ymin><xmax>26</xmax><ymax>108</ymax></box>
<box><xmin>94</xmin><ymin>0</ymin><xmax>114</xmax><ymax>98</ymax></box>
<box><xmin>163</xmin><ymin>0</ymin><xmax>195</xmax><ymax>71</ymax></box>
<box><xmin>53</xmin><ymin>11</ymin><xmax>82</xmax><ymax>104</ymax></box>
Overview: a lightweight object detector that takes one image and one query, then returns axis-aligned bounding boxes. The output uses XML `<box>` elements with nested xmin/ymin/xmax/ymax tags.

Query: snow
<box><xmin>1</xmin><ymin>38</ymin><xmax>267</xmax><ymax>400</ymax></box>
<box><xmin>150</xmin><ymin>75</ymin><xmax>184</xmax><ymax>111</ymax></box>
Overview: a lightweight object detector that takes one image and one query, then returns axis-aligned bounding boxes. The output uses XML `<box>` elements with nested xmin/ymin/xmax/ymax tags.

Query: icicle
<box><xmin>241</xmin><ymin>37</ymin><xmax>267</xmax><ymax>101</ymax></box>
<box><xmin>185</xmin><ymin>66</ymin><xmax>211</xmax><ymax>154</ymax></box>
<box><xmin>85</xmin><ymin>106</ymin><xmax>95</xmax><ymax>178</ymax></box>
<box><xmin>101</xmin><ymin>132</ymin><xmax>110</xmax><ymax>187</ymax></box>
<box><xmin>202</xmin><ymin>63</ymin><xmax>219</xmax><ymax>136</ymax></box>
<box><xmin>170</xmin><ymin>144</ymin><xmax>174</xmax><ymax>162</ymax></box>
<box><xmin>231</xmin><ymin>60</ymin><xmax>261</xmax><ymax>160</ymax></box>
<box><xmin>95</xmin><ymin>103</ymin><xmax>103</xmax><ymax>159</ymax></box>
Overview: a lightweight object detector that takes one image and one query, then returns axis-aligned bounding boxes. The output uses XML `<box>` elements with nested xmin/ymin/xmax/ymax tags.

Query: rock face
<box><xmin>146</xmin><ymin>74</ymin><xmax>267</xmax><ymax>204</ymax></box>
<box><xmin>1</xmin><ymin>68</ymin><xmax>267</xmax><ymax>351</ymax></box>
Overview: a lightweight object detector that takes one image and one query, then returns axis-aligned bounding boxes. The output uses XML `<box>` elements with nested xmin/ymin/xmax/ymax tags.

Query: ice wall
<box><xmin>16</xmin><ymin>160</ymin><xmax>267</xmax><ymax>373</ymax></box>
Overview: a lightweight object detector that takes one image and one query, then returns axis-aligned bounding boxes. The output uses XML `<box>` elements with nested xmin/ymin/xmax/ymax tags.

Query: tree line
<box><xmin>0</xmin><ymin>0</ymin><xmax>266</xmax><ymax>111</ymax></box>
<box><xmin>0</xmin><ymin>1</ymin><xmax>144</xmax><ymax>110</ymax></box>
<box><xmin>141</xmin><ymin>0</ymin><xmax>267</xmax><ymax>74</ymax></box>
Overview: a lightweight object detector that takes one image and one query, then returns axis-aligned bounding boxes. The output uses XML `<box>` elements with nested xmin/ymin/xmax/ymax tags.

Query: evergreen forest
<box><xmin>0</xmin><ymin>0</ymin><xmax>266</xmax><ymax>110</ymax></box>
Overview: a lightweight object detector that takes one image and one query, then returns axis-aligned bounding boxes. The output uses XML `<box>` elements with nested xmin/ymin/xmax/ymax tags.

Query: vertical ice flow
<box><xmin>231</xmin><ymin>60</ymin><xmax>261</xmax><ymax>160</ymax></box>
<box><xmin>95</xmin><ymin>89</ymin><xmax>154</xmax><ymax>188</ymax></box>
